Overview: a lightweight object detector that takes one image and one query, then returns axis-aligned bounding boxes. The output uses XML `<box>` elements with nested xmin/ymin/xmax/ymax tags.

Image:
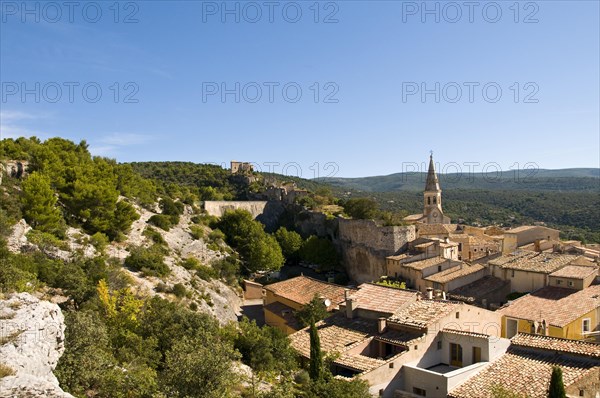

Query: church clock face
<box><xmin>432</xmin><ymin>211</ymin><xmax>438</xmax><ymax>219</ymax></box>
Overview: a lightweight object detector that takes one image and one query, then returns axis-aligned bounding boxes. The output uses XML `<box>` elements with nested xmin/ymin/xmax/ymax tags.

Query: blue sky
<box><xmin>1</xmin><ymin>0</ymin><xmax>598</xmax><ymax>178</ymax></box>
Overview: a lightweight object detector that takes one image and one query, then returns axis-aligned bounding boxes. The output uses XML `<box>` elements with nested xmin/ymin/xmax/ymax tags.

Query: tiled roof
<box><xmin>402</xmin><ymin>256</ymin><xmax>454</xmax><ymax>271</ymax></box>
<box><xmin>388</xmin><ymin>299</ymin><xmax>461</xmax><ymax>328</ymax></box>
<box><xmin>264</xmin><ymin>276</ymin><xmax>352</xmax><ymax>309</ymax></box>
<box><xmin>289</xmin><ymin>314</ymin><xmax>372</xmax><ymax>358</ymax></box>
<box><xmin>488</xmin><ymin>251</ymin><xmax>580</xmax><ymax>274</ymax></box>
<box><xmin>442</xmin><ymin>328</ymin><xmax>492</xmax><ymax>339</ymax></box>
<box><xmin>348</xmin><ymin>283</ymin><xmax>418</xmax><ymax>315</ymax></box>
<box><xmin>448</xmin><ymin>233</ymin><xmax>498</xmax><ymax>245</ymax></box>
<box><xmin>289</xmin><ymin>313</ymin><xmax>422</xmax><ymax>362</ymax></box>
<box><xmin>334</xmin><ymin>353</ymin><xmax>386</xmax><ymax>373</ymax></box>
<box><xmin>498</xmin><ymin>284</ymin><xmax>600</xmax><ymax>327</ymax></box>
<box><xmin>512</xmin><ymin>334</ymin><xmax>600</xmax><ymax>358</ymax></box>
<box><xmin>424</xmin><ymin>263</ymin><xmax>484</xmax><ymax>284</ymax></box>
<box><xmin>449</xmin><ymin>345</ymin><xmax>600</xmax><ymax>398</ymax></box>
<box><xmin>448</xmin><ymin>276</ymin><xmax>510</xmax><ymax>303</ymax></box>
<box><xmin>417</xmin><ymin>223</ymin><xmax>458</xmax><ymax>236</ymax></box>
<box><xmin>507</xmin><ymin>225</ymin><xmax>559</xmax><ymax>233</ymax></box>
<box><xmin>549</xmin><ymin>265</ymin><xmax>597</xmax><ymax>280</ymax></box>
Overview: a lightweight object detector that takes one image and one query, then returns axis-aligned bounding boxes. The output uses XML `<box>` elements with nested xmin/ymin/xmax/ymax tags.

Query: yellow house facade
<box><xmin>499</xmin><ymin>284</ymin><xmax>600</xmax><ymax>341</ymax></box>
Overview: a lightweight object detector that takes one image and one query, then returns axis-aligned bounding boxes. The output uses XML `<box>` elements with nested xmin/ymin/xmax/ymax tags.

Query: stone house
<box><xmin>498</xmin><ymin>283</ymin><xmax>600</xmax><ymax>341</ymax></box>
<box><xmin>290</xmin><ymin>289</ymin><xmax>505</xmax><ymax>397</ymax></box>
<box><xmin>487</xmin><ymin>250</ymin><xmax>583</xmax><ymax>293</ymax></box>
<box><xmin>449</xmin><ymin>334</ymin><xmax>600</xmax><ymax>398</ymax></box>
<box><xmin>262</xmin><ymin>275</ymin><xmax>352</xmax><ymax>335</ymax></box>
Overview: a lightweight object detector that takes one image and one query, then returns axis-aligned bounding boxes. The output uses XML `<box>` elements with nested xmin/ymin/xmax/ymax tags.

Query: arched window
<box><xmin>427</xmin><ymin>197</ymin><xmax>431</xmax><ymax>205</ymax></box>
<box><xmin>433</xmin><ymin>197</ymin><xmax>437</xmax><ymax>204</ymax></box>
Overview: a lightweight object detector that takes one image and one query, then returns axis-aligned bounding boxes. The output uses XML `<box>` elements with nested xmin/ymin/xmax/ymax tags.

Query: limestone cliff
<box><xmin>0</xmin><ymin>293</ymin><xmax>74</xmax><ymax>398</ymax></box>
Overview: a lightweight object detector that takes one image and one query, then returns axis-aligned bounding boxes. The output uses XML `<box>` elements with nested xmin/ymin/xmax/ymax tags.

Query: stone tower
<box><xmin>423</xmin><ymin>154</ymin><xmax>445</xmax><ymax>224</ymax></box>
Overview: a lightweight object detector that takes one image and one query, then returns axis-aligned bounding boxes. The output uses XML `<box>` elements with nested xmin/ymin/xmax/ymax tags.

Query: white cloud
<box><xmin>88</xmin><ymin>133</ymin><xmax>156</xmax><ymax>158</ymax></box>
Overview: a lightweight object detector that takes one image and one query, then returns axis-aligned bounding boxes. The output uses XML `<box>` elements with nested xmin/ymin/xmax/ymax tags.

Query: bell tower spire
<box><xmin>423</xmin><ymin>153</ymin><xmax>445</xmax><ymax>224</ymax></box>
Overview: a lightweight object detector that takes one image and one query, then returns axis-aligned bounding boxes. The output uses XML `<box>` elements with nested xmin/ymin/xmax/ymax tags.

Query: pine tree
<box><xmin>309</xmin><ymin>321</ymin><xmax>322</xmax><ymax>380</ymax></box>
<box><xmin>548</xmin><ymin>366</ymin><xmax>566</xmax><ymax>398</ymax></box>
<box><xmin>21</xmin><ymin>172</ymin><xmax>63</xmax><ymax>236</ymax></box>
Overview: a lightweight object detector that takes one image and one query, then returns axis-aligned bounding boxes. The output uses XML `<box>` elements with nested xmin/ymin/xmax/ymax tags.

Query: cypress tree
<box><xmin>309</xmin><ymin>321</ymin><xmax>322</xmax><ymax>380</ymax></box>
<box><xmin>548</xmin><ymin>366</ymin><xmax>566</xmax><ymax>398</ymax></box>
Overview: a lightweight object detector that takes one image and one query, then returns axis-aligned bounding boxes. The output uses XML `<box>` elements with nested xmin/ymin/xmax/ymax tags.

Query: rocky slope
<box><xmin>6</xmin><ymin>202</ymin><xmax>243</xmax><ymax>324</ymax></box>
<box><xmin>0</xmin><ymin>293</ymin><xmax>74</xmax><ymax>398</ymax></box>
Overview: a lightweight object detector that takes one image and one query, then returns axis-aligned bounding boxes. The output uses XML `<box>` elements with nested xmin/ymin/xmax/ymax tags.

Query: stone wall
<box><xmin>337</xmin><ymin>219</ymin><xmax>416</xmax><ymax>283</ymax></box>
<box><xmin>203</xmin><ymin>200</ymin><xmax>285</xmax><ymax>231</ymax></box>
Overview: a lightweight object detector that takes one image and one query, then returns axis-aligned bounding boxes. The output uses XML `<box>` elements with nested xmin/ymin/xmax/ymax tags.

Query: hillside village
<box><xmin>231</xmin><ymin>156</ymin><xmax>600</xmax><ymax>397</ymax></box>
<box><xmin>0</xmin><ymin>146</ymin><xmax>598</xmax><ymax>398</ymax></box>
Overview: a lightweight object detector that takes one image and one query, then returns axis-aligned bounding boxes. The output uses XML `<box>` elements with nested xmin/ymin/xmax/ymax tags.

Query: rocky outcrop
<box><xmin>0</xmin><ymin>293</ymin><xmax>74</xmax><ymax>398</ymax></box>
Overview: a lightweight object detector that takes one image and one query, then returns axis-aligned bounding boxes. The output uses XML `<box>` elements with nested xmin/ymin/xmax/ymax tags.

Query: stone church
<box><xmin>403</xmin><ymin>154</ymin><xmax>451</xmax><ymax>225</ymax></box>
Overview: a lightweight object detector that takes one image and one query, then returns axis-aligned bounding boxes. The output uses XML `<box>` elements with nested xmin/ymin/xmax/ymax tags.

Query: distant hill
<box><xmin>321</xmin><ymin>168</ymin><xmax>600</xmax><ymax>192</ymax></box>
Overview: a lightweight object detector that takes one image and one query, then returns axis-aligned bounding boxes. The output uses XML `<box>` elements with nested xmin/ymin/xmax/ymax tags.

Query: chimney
<box><xmin>534</xmin><ymin>239</ymin><xmax>541</xmax><ymax>252</ymax></box>
<box><xmin>345</xmin><ymin>289</ymin><xmax>358</xmax><ymax>319</ymax></box>
<box><xmin>442</xmin><ymin>291</ymin><xmax>447</xmax><ymax>300</ymax></box>
<box><xmin>378</xmin><ymin>317</ymin><xmax>387</xmax><ymax>334</ymax></box>
<box><xmin>426</xmin><ymin>287</ymin><xmax>434</xmax><ymax>300</ymax></box>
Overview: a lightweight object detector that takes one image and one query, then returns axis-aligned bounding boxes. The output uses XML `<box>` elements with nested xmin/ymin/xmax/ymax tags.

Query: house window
<box><xmin>437</xmin><ymin>341</ymin><xmax>442</xmax><ymax>350</ymax></box>
<box><xmin>556</xmin><ymin>279</ymin><xmax>562</xmax><ymax>285</ymax></box>
<box><xmin>583</xmin><ymin>318</ymin><xmax>591</xmax><ymax>333</ymax></box>
<box><xmin>413</xmin><ymin>387</ymin><xmax>426</xmax><ymax>397</ymax></box>
<box><xmin>455</xmin><ymin>312</ymin><xmax>460</xmax><ymax>319</ymax></box>
<box><xmin>579</xmin><ymin>389</ymin><xmax>584</xmax><ymax>397</ymax></box>
<box><xmin>511</xmin><ymin>270</ymin><xmax>515</xmax><ymax>278</ymax></box>
<box><xmin>568</xmin><ymin>281</ymin><xmax>574</xmax><ymax>287</ymax></box>
<box><xmin>438</xmin><ymin>265</ymin><xmax>442</xmax><ymax>272</ymax></box>
<box><xmin>472</xmin><ymin>346</ymin><xmax>481</xmax><ymax>363</ymax></box>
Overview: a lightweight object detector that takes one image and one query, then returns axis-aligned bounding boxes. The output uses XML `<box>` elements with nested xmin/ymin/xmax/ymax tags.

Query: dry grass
<box><xmin>0</xmin><ymin>363</ymin><xmax>15</xmax><ymax>378</ymax></box>
<box><xmin>0</xmin><ymin>330</ymin><xmax>23</xmax><ymax>346</ymax></box>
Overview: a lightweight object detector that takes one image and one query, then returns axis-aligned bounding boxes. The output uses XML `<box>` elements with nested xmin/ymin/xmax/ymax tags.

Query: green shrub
<box><xmin>180</xmin><ymin>257</ymin><xmax>200</xmax><ymax>270</ymax></box>
<box><xmin>195</xmin><ymin>264</ymin><xmax>217</xmax><ymax>281</ymax></box>
<box><xmin>89</xmin><ymin>232</ymin><xmax>109</xmax><ymax>252</ymax></box>
<box><xmin>189</xmin><ymin>225</ymin><xmax>205</xmax><ymax>240</ymax></box>
<box><xmin>172</xmin><ymin>283</ymin><xmax>187</xmax><ymax>298</ymax></box>
<box><xmin>148</xmin><ymin>215</ymin><xmax>173</xmax><ymax>231</ymax></box>
<box><xmin>125</xmin><ymin>245</ymin><xmax>170</xmax><ymax>277</ymax></box>
<box><xmin>26</xmin><ymin>230</ymin><xmax>69</xmax><ymax>251</ymax></box>
<box><xmin>208</xmin><ymin>229</ymin><xmax>225</xmax><ymax>242</ymax></box>
<box><xmin>143</xmin><ymin>227</ymin><xmax>166</xmax><ymax>245</ymax></box>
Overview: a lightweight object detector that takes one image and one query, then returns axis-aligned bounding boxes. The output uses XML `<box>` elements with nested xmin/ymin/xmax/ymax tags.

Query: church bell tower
<box><xmin>423</xmin><ymin>153</ymin><xmax>444</xmax><ymax>224</ymax></box>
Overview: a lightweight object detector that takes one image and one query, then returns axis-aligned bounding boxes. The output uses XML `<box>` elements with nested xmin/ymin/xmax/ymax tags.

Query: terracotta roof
<box><xmin>289</xmin><ymin>314</ymin><xmax>372</xmax><ymax>358</ymax></box>
<box><xmin>448</xmin><ymin>276</ymin><xmax>510</xmax><ymax>303</ymax></box>
<box><xmin>442</xmin><ymin>328</ymin><xmax>492</xmax><ymax>339</ymax></box>
<box><xmin>549</xmin><ymin>265</ymin><xmax>597</xmax><ymax>280</ymax></box>
<box><xmin>404</xmin><ymin>213</ymin><xmax>425</xmax><ymax>221</ymax></box>
<box><xmin>402</xmin><ymin>256</ymin><xmax>455</xmax><ymax>271</ymax></box>
<box><xmin>388</xmin><ymin>299</ymin><xmax>462</xmax><ymax>328</ymax></box>
<box><xmin>289</xmin><ymin>313</ymin><xmax>422</xmax><ymax>361</ymax></box>
<box><xmin>334</xmin><ymin>353</ymin><xmax>386</xmax><ymax>373</ymax></box>
<box><xmin>449</xmin><ymin>345</ymin><xmax>600</xmax><ymax>398</ymax></box>
<box><xmin>498</xmin><ymin>284</ymin><xmax>600</xmax><ymax>327</ymax></box>
<box><xmin>264</xmin><ymin>276</ymin><xmax>352</xmax><ymax>309</ymax></box>
<box><xmin>507</xmin><ymin>225</ymin><xmax>559</xmax><ymax>234</ymax></box>
<box><xmin>347</xmin><ymin>283</ymin><xmax>418</xmax><ymax>315</ymax></box>
<box><xmin>488</xmin><ymin>251</ymin><xmax>581</xmax><ymax>274</ymax></box>
<box><xmin>449</xmin><ymin>233</ymin><xmax>498</xmax><ymax>245</ymax></box>
<box><xmin>512</xmin><ymin>333</ymin><xmax>600</xmax><ymax>358</ymax></box>
<box><xmin>417</xmin><ymin>223</ymin><xmax>458</xmax><ymax>236</ymax></box>
<box><xmin>424</xmin><ymin>263</ymin><xmax>484</xmax><ymax>284</ymax></box>
<box><xmin>386</xmin><ymin>253</ymin><xmax>410</xmax><ymax>261</ymax></box>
